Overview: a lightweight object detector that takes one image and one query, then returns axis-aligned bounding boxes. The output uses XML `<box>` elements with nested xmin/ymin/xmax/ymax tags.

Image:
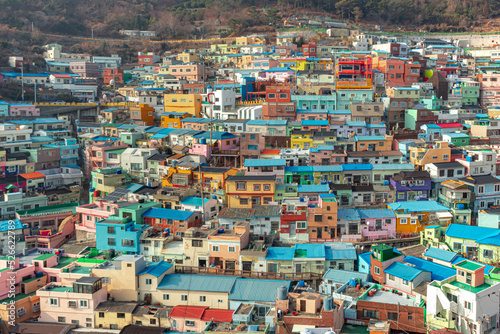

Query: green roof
<box><xmin>16</xmin><ymin>203</ymin><xmax>78</xmax><ymax>216</ymax></box>
<box><xmin>455</xmin><ymin>260</ymin><xmax>483</xmax><ymax>271</ymax></box>
<box><xmin>69</xmin><ymin>266</ymin><xmax>93</xmax><ymax>274</ymax></box>
<box><xmin>34</xmin><ymin>254</ymin><xmax>56</xmax><ymax>261</ymax></box>
<box><xmin>107</xmin><ymin>148</ymin><xmax>127</xmax><ymax>154</ymax></box>
<box><xmin>449</xmin><ymin>280</ymin><xmax>491</xmax><ymax>293</ymax></box>
<box><xmin>121</xmin><ymin>201</ymin><xmax>159</xmax><ymax>211</ymax></box>
<box><xmin>49</xmin><ymin>286</ymin><xmax>74</xmax><ymax>292</ymax></box>
<box><xmin>22</xmin><ymin>275</ymin><xmax>46</xmax><ymax>284</ymax></box>
<box><xmin>0</xmin><ymin>292</ymin><xmax>36</xmax><ymax>304</ymax></box>
<box><xmin>53</xmin><ymin>256</ymin><xmax>78</xmax><ymax>269</ymax></box>
<box><xmin>341</xmin><ymin>324</ymin><xmax>369</xmax><ymax>334</ymax></box>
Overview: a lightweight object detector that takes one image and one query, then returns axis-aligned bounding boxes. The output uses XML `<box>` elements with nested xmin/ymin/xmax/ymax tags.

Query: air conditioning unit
<box><xmin>234</xmin><ymin>195</ymin><xmax>239</xmax><ymax>199</ymax></box>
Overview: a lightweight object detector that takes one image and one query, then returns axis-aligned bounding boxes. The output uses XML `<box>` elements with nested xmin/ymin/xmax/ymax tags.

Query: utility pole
<box><xmin>198</xmin><ymin>163</ymin><xmax>205</xmax><ymax>223</ymax></box>
<box><xmin>91</xmin><ymin>27</ymin><xmax>94</xmax><ymax>39</ymax></box>
<box><xmin>34</xmin><ymin>82</ymin><xmax>37</xmax><ymax>104</ymax></box>
<box><xmin>21</xmin><ymin>65</ymin><xmax>24</xmax><ymax>102</ymax></box>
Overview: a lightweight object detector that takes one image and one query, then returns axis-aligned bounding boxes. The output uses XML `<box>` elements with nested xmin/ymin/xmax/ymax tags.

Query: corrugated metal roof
<box><xmin>229</xmin><ymin>279</ymin><xmax>291</xmax><ymax>302</ymax></box>
<box><xmin>325</xmin><ymin>246</ymin><xmax>357</xmax><ymax>261</ymax></box>
<box><xmin>138</xmin><ymin>261</ymin><xmax>173</xmax><ymax>277</ymax></box>
<box><xmin>157</xmin><ymin>274</ymin><xmax>237</xmax><ymax>292</ymax></box>
<box><xmin>142</xmin><ymin>208</ymin><xmax>194</xmax><ymax>221</ymax></box>
<box><xmin>338</xmin><ymin>209</ymin><xmax>360</xmax><ymax>221</ymax></box>
<box><xmin>384</xmin><ymin>262</ymin><xmax>423</xmax><ymax>282</ymax></box>
<box><xmin>358</xmin><ymin>209</ymin><xmax>396</xmax><ymax>219</ymax></box>
<box><xmin>265</xmin><ymin>247</ymin><xmax>294</xmax><ymax>260</ymax></box>
<box><xmin>295</xmin><ymin>244</ymin><xmax>325</xmax><ymax>258</ymax></box>
<box><xmin>424</xmin><ymin>247</ymin><xmax>457</xmax><ymax>262</ymax></box>
<box><xmin>404</xmin><ymin>256</ymin><xmax>455</xmax><ymax>281</ymax></box>
<box><xmin>244</xmin><ymin>158</ymin><xmax>286</xmax><ymax>167</ymax></box>
<box><xmin>445</xmin><ymin>223</ymin><xmax>499</xmax><ymax>241</ymax></box>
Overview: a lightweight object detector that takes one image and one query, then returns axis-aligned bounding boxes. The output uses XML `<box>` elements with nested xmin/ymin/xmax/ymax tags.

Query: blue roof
<box><xmin>92</xmin><ymin>136</ymin><xmax>118</xmax><ymax>142</ymax></box>
<box><xmin>424</xmin><ymin>124</ymin><xmax>441</xmax><ymax>129</ymax></box>
<box><xmin>354</xmin><ymin>135</ymin><xmax>386</xmax><ymax>141</ymax></box>
<box><xmin>138</xmin><ymin>261</ymin><xmax>173</xmax><ymax>277</ymax></box>
<box><xmin>366</xmin><ymin>123</ymin><xmax>386</xmax><ymax>128</ymax></box>
<box><xmin>244</xmin><ymin>159</ymin><xmax>286</xmax><ymax>167</ymax></box>
<box><xmin>0</xmin><ymin>219</ymin><xmax>24</xmax><ymax>232</ymax></box>
<box><xmin>358</xmin><ymin>209</ymin><xmax>395</xmax><ymax>219</ymax></box>
<box><xmin>341</xmin><ymin>164</ymin><xmax>372</xmax><ymax>171</ymax></box>
<box><xmin>445</xmin><ymin>224</ymin><xmax>499</xmax><ymax>241</ymax></box>
<box><xmin>126</xmin><ymin>183</ymin><xmax>145</xmax><ymax>193</ymax></box>
<box><xmin>404</xmin><ymin>256</ymin><xmax>456</xmax><ymax>281</ymax></box>
<box><xmin>310</xmin><ymin>145</ymin><xmax>337</xmax><ymax>152</ymax></box>
<box><xmin>142</xmin><ymin>208</ymin><xmax>194</xmax><ymax>221</ymax></box>
<box><xmin>181</xmin><ymin>196</ymin><xmax>210</xmax><ymax>207</ymax></box>
<box><xmin>157</xmin><ymin>274</ymin><xmax>236</xmax><ymax>292</ymax></box>
<box><xmin>385</xmin><ymin>262</ymin><xmax>423</xmax><ymax>282</ymax></box>
<box><xmin>297</xmin><ymin>184</ymin><xmax>330</xmax><ymax>193</ymax></box>
<box><xmin>192</xmin><ymin>131</ymin><xmax>238</xmax><ymax>140</ymax></box>
<box><xmin>312</xmin><ymin>165</ymin><xmax>343</xmax><ymax>172</ymax></box>
<box><xmin>338</xmin><ymin>209</ymin><xmax>361</xmax><ymax>221</ymax></box>
<box><xmin>424</xmin><ymin>247</ymin><xmax>458</xmax><ymax>262</ymax></box>
<box><xmin>181</xmin><ymin>117</ymin><xmax>211</xmax><ymax>123</ymax></box>
<box><xmin>296</xmin><ymin>109</ymin><xmax>328</xmax><ymax>114</ymax></box>
<box><xmin>372</xmin><ymin>164</ymin><xmax>414</xmax><ymax>170</ymax></box>
<box><xmin>475</xmin><ymin>235</ymin><xmax>500</xmax><ymax>246</ymax></box>
<box><xmin>358</xmin><ymin>252</ymin><xmax>372</xmax><ymax>266</ymax></box>
<box><xmin>444</xmin><ymin>132</ymin><xmax>469</xmax><ymax>138</ymax></box>
<box><xmin>247</xmin><ymin>120</ymin><xmax>288</xmax><ymax>126</ymax></box>
<box><xmin>325</xmin><ymin>246</ymin><xmax>357</xmax><ymax>261</ymax></box>
<box><xmin>31</xmin><ymin>136</ymin><xmax>55</xmax><ymax>143</ymax></box>
<box><xmin>264</xmin><ymin>67</ymin><xmax>294</xmax><ymax>72</ymax></box>
<box><xmin>150</xmin><ymin>134</ymin><xmax>169</xmax><ymax>139</ymax></box>
<box><xmin>229</xmin><ymin>279</ymin><xmax>291</xmax><ymax>302</ymax></box>
<box><xmin>285</xmin><ymin>166</ymin><xmax>314</xmax><ymax>173</ymax></box>
<box><xmin>294</xmin><ymin>244</ymin><xmax>325</xmax><ymax>258</ymax></box>
<box><xmin>345</xmin><ymin>121</ymin><xmax>366</xmax><ymax>127</ymax></box>
<box><xmin>265</xmin><ymin>247</ymin><xmax>295</xmax><ymax>261</ymax></box>
<box><xmin>388</xmin><ymin>200</ymin><xmax>450</xmax><ymax>213</ymax></box>
<box><xmin>322</xmin><ymin>269</ymin><xmax>369</xmax><ymax>283</ymax></box>
<box><xmin>301</xmin><ymin>120</ymin><xmax>329</xmax><ymax>126</ymax></box>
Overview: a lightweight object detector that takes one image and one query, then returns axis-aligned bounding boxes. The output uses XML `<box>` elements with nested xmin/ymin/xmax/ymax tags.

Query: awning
<box><xmin>292</xmin><ymin>325</ymin><xmax>314</xmax><ymax>333</ymax></box>
<box><xmin>436</xmin><ymin>212</ymin><xmax>453</xmax><ymax>219</ymax></box>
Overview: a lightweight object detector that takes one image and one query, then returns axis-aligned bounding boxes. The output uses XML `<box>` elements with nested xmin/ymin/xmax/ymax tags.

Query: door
<box><xmin>300</xmin><ymin>300</ymin><xmax>306</xmax><ymax>311</ymax></box>
<box><xmin>267</xmin><ymin>263</ymin><xmax>277</xmax><ymax>273</ymax></box>
<box><xmin>252</xmin><ymin>197</ymin><xmax>260</xmax><ymax>207</ymax></box>
<box><xmin>242</xmin><ymin>261</ymin><xmax>252</xmax><ymax>272</ymax></box>
<box><xmin>338</xmin><ymin>263</ymin><xmax>344</xmax><ymax>270</ymax></box>
<box><xmin>198</xmin><ymin>258</ymin><xmax>207</xmax><ymax>267</ymax></box>
<box><xmin>295</xmin><ymin>263</ymin><xmax>302</xmax><ymax>273</ymax></box>
<box><xmin>289</xmin><ymin>222</ymin><xmax>296</xmax><ymax>236</ymax></box>
<box><xmin>317</xmin><ymin>227</ymin><xmax>322</xmax><ymax>239</ymax></box>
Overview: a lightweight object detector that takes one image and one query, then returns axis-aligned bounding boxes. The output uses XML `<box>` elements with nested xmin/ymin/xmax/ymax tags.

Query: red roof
<box><xmin>19</xmin><ymin>172</ymin><xmax>46</xmax><ymax>180</ymax></box>
<box><xmin>436</xmin><ymin>123</ymin><xmax>463</xmax><ymax>128</ymax></box>
<box><xmin>169</xmin><ymin>306</ymin><xmax>207</xmax><ymax>319</ymax></box>
<box><xmin>261</xmin><ymin>149</ymin><xmax>280</xmax><ymax>155</ymax></box>
<box><xmin>51</xmin><ymin>74</ymin><xmax>73</xmax><ymax>78</ymax></box>
<box><xmin>201</xmin><ymin>309</ymin><xmax>234</xmax><ymax>323</ymax></box>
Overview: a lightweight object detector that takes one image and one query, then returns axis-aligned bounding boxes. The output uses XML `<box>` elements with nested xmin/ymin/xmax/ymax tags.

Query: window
<box><xmin>240</xmin><ymin>198</ymin><xmax>248</xmax><ymax>205</ymax></box>
<box><xmin>99</xmin><ymin>312</ymin><xmax>105</xmax><ymax>318</ymax></box>
<box><xmin>58</xmin><ymin>316</ymin><xmax>66</xmax><ymax>323</ymax></box>
<box><xmin>68</xmin><ymin>300</ymin><xmax>77</xmax><ymax>308</ymax></box>
<box><xmin>228</xmin><ymin>246</ymin><xmax>236</xmax><ymax>253</ymax></box>
<box><xmin>398</xmin><ymin>193</ymin><xmax>405</xmax><ymax>200</ymax></box>
<box><xmin>374</xmin><ymin>266</ymin><xmax>380</xmax><ymax>275</ymax></box>
<box><xmin>186</xmin><ymin>320</ymin><xmax>196</xmax><ymax>327</ymax></box>
<box><xmin>484</xmin><ymin>249</ymin><xmax>493</xmax><ymax>258</ymax></box>
<box><xmin>388</xmin><ymin>312</ymin><xmax>398</xmax><ymax>321</ymax></box>
<box><xmin>49</xmin><ymin>298</ymin><xmax>59</xmax><ymax>307</ymax></box>
<box><xmin>163</xmin><ymin>294</ymin><xmax>169</xmax><ymax>300</ymax></box>
<box><xmin>150</xmin><ymin>319</ymin><xmax>157</xmax><ymax>325</ymax></box>
<box><xmin>400</xmin><ymin>218</ymin><xmax>407</xmax><ymax>224</ymax></box>
<box><xmin>464</xmin><ymin>301</ymin><xmax>472</xmax><ymax>310</ymax></box>
<box><xmin>388</xmin><ymin>274</ymin><xmax>395</xmax><ymax>281</ymax></box>
<box><xmin>212</xmin><ymin>245</ymin><xmax>219</xmax><ymax>252</ymax></box>
<box><xmin>402</xmin><ymin>279</ymin><xmax>409</xmax><ymax>286</ymax></box>
<box><xmin>79</xmin><ymin>300</ymin><xmax>88</xmax><ymax>308</ymax></box>
<box><xmin>192</xmin><ymin>240</ymin><xmax>203</xmax><ymax>247</ymax></box>
<box><xmin>145</xmin><ymin>278</ymin><xmax>152</xmax><ymax>285</ymax></box>
<box><xmin>264</xmin><ymin>184</ymin><xmax>271</xmax><ymax>191</ymax></box>
<box><xmin>408</xmin><ymin>313</ymin><xmax>413</xmax><ymax>320</ymax></box>
<box><xmin>443</xmin><ymin>154</ymin><xmax>449</xmax><ymax>160</ymax></box>
<box><xmin>236</xmin><ymin>182</ymin><xmax>246</xmax><ymax>190</ymax></box>
<box><xmin>254</xmin><ymin>184</ymin><xmax>261</xmax><ymax>191</ymax></box>
<box><xmin>181</xmin><ymin>295</ymin><xmax>188</xmax><ymax>301</ymax></box>
<box><xmin>122</xmin><ymin>239</ymin><xmax>134</xmax><ymax>247</ymax></box>
<box><xmin>496</xmin><ymin>185</ymin><xmax>500</xmax><ymax>192</ymax></box>
<box><xmin>478</xmin><ymin>186</ymin><xmax>484</xmax><ymax>194</ymax></box>
<box><xmin>107</xmin><ymin>226</ymin><xmax>115</xmax><ymax>234</ymax></box>
<box><xmin>279</xmin><ymin>93</ymin><xmax>288</xmax><ymax>99</ymax></box>
<box><xmin>268</xmin><ymin>93</ymin><xmax>276</xmax><ymax>99</ymax></box>
<box><xmin>453</xmin><ymin>242</ymin><xmax>462</xmax><ymax>251</ymax></box>
<box><xmin>200</xmin><ymin>296</ymin><xmax>206</xmax><ymax>302</ymax></box>
<box><xmin>110</xmin><ymin>324</ymin><xmax>119</xmax><ymax>329</ymax></box>
<box><xmin>117</xmin><ymin>313</ymin><xmax>125</xmax><ymax>318</ymax></box>
<box><xmin>363</xmin><ymin>309</ymin><xmax>379</xmax><ymax>318</ymax></box>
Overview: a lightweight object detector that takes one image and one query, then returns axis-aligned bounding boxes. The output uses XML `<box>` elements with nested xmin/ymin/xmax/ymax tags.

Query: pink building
<box><xmin>359</xmin><ymin>209</ymin><xmax>396</xmax><ymax>240</ymax></box>
<box><xmin>309</xmin><ymin>146</ymin><xmax>346</xmax><ymax>165</ymax></box>
<box><xmin>169</xmin><ymin>64</ymin><xmax>204</xmax><ymax>81</ymax></box>
<box><xmin>258</xmin><ymin>67</ymin><xmax>295</xmax><ymax>82</ymax></box>
<box><xmin>69</xmin><ymin>62</ymin><xmax>100</xmax><ymax>78</ymax></box>
<box><xmin>8</xmin><ymin>103</ymin><xmax>40</xmax><ymax>117</ymax></box>
<box><xmin>248</xmin><ymin>58</ymin><xmax>280</xmax><ymax>70</ymax></box>
<box><xmin>75</xmin><ymin>200</ymin><xmax>134</xmax><ymax>240</ymax></box>
<box><xmin>169</xmin><ymin>306</ymin><xmax>234</xmax><ymax>332</ymax></box>
<box><xmin>84</xmin><ymin>142</ymin><xmax>128</xmax><ymax>178</ymax></box>
<box><xmin>0</xmin><ymin>258</ymin><xmax>39</xmax><ymax>299</ymax></box>
<box><xmin>37</xmin><ymin>277</ymin><xmax>107</xmax><ymax>328</ymax></box>
<box><xmin>207</xmin><ymin>222</ymin><xmax>249</xmax><ymax>271</ymax></box>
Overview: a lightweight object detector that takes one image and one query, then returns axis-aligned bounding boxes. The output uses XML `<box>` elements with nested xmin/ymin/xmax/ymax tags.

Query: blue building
<box><xmin>95</xmin><ymin>217</ymin><xmax>149</xmax><ymax>254</ymax></box>
<box><xmin>43</xmin><ymin>137</ymin><xmax>80</xmax><ymax>167</ymax></box>
<box><xmin>214</xmin><ymin>77</ymin><xmax>255</xmax><ymax>101</ymax></box>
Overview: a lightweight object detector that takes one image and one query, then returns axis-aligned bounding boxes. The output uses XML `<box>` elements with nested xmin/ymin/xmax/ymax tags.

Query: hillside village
<box><xmin>1</xmin><ymin>20</ymin><xmax>500</xmax><ymax>334</ymax></box>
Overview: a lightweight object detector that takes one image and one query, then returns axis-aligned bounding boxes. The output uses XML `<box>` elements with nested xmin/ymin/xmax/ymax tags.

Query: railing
<box><xmin>175</xmin><ymin>265</ymin><xmax>322</xmax><ymax>280</ymax></box>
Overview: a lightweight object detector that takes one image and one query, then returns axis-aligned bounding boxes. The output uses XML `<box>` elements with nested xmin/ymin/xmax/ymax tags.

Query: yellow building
<box><xmin>177</xmin><ymin>52</ymin><xmax>201</xmax><ymax>63</ymax></box>
<box><xmin>225</xmin><ymin>175</ymin><xmax>276</xmax><ymax>208</ymax></box>
<box><xmin>409</xmin><ymin>141</ymin><xmax>451</xmax><ymax>170</ymax></box>
<box><xmin>164</xmin><ymin>93</ymin><xmax>202</xmax><ymax>117</ymax></box>
<box><xmin>95</xmin><ymin>301</ymin><xmax>137</xmax><ymax>330</ymax></box>
<box><xmin>161</xmin><ymin>165</ymin><xmax>197</xmax><ymax>187</ymax></box>
<box><xmin>160</xmin><ymin>112</ymin><xmax>192</xmax><ymax>129</ymax></box>
<box><xmin>291</xmin><ymin>133</ymin><xmax>313</xmax><ymax>149</ymax></box>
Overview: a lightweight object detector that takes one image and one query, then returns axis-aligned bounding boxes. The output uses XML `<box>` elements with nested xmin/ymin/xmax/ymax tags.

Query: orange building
<box><xmin>354</xmin><ymin>135</ymin><xmax>393</xmax><ymax>152</ymax></box>
<box><xmin>130</xmin><ymin>104</ymin><xmax>155</xmax><ymax>126</ymax></box>
<box><xmin>388</xmin><ymin>201</ymin><xmax>452</xmax><ymax>234</ymax></box>
<box><xmin>307</xmin><ymin>194</ymin><xmax>338</xmax><ymax>241</ymax></box>
<box><xmin>160</xmin><ymin>111</ymin><xmax>192</xmax><ymax>129</ymax></box>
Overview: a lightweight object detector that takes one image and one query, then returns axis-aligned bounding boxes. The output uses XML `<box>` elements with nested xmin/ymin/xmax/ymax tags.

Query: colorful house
<box><xmin>388</xmin><ymin>201</ymin><xmax>452</xmax><ymax>234</ymax></box>
<box><xmin>225</xmin><ymin>175</ymin><xmax>276</xmax><ymax>208</ymax></box>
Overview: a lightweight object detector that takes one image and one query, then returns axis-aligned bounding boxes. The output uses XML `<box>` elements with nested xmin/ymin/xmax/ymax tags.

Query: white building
<box><xmin>427</xmin><ymin>260</ymin><xmax>500</xmax><ymax>334</ymax></box>
<box><xmin>0</xmin><ymin>192</ymin><xmax>48</xmax><ymax>220</ymax></box>
<box><xmin>180</xmin><ymin>197</ymin><xmax>219</xmax><ymax>221</ymax></box>
<box><xmin>120</xmin><ymin>148</ymin><xmax>159</xmax><ymax>175</ymax></box>
<box><xmin>212</xmin><ymin>90</ymin><xmax>236</xmax><ymax>120</ymax></box>
<box><xmin>92</xmin><ymin>55</ymin><xmax>122</xmax><ymax>69</ymax></box>
<box><xmin>237</xmin><ymin>105</ymin><xmax>263</xmax><ymax>120</ymax></box>
<box><xmin>0</xmin><ymin>219</ymin><xmax>26</xmax><ymax>256</ymax></box>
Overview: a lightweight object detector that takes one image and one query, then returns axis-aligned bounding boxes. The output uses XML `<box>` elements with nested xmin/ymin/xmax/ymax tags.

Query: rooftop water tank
<box><xmin>277</xmin><ymin>286</ymin><xmax>288</xmax><ymax>300</ymax></box>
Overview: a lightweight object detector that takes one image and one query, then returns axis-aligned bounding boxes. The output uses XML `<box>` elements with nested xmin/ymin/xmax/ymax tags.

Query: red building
<box><xmin>183</xmin><ymin>83</ymin><xmax>206</xmax><ymax>94</ymax></box>
<box><xmin>103</xmin><ymin>69</ymin><xmax>124</xmax><ymax>85</ymax></box>
<box><xmin>142</xmin><ymin>208</ymin><xmax>203</xmax><ymax>239</ymax></box>
<box><xmin>138</xmin><ymin>52</ymin><xmax>161</xmax><ymax>66</ymax></box>
<box><xmin>262</xmin><ymin>86</ymin><xmax>296</xmax><ymax>120</ymax></box>
<box><xmin>372</xmin><ymin>58</ymin><xmax>421</xmax><ymax>87</ymax></box>
<box><xmin>336</xmin><ymin>56</ymin><xmax>373</xmax><ymax>84</ymax></box>
<box><xmin>302</xmin><ymin>42</ymin><xmax>317</xmax><ymax>57</ymax></box>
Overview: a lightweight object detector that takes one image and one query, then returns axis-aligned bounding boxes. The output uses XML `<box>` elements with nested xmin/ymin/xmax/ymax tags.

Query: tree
<box><xmin>353</xmin><ymin>6</ymin><xmax>363</xmax><ymax>23</ymax></box>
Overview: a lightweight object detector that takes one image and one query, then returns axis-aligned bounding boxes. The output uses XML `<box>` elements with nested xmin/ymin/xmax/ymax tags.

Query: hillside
<box><xmin>0</xmin><ymin>0</ymin><xmax>499</xmax><ymax>40</ymax></box>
